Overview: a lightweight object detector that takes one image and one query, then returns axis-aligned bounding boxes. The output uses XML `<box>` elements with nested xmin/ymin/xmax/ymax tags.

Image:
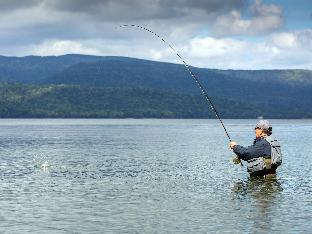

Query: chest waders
<box><xmin>247</xmin><ymin>135</ymin><xmax>282</xmax><ymax>177</ymax></box>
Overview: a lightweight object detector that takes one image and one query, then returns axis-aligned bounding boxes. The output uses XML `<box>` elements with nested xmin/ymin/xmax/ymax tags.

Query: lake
<box><xmin>0</xmin><ymin>119</ymin><xmax>311</xmax><ymax>233</ymax></box>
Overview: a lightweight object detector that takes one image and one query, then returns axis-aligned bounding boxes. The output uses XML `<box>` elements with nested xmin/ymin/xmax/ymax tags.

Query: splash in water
<box><xmin>33</xmin><ymin>153</ymin><xmax>51</xmax><ymax>171</ymax></box>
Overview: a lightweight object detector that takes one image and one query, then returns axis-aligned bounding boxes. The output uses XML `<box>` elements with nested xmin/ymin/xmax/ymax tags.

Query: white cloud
<box><xmin>2</xmin><ymin>27</ymin><xmax>310</xmax><ymax>70</ymax></box>
<box><xmin>22</xmin><ymin>29</ymin><xmax>311</xmax><ymax>70</ymax></box>
<box><xmin>270</xmin><ymin>32</ymin><xmax>297</xmax><ymax>48</ymax></box>
<box><xmin>187</xmin><ymin>37</ymin><xmax>247</xmax><ymax>58</ymax></box>
<box><xmin>213</xmin><ymin>0</ymin><xmax>284</xmax><ymax>36</ymax></box>
<box><xmin>296</xmin><ymin>29</ymin><xmax>312</xmax><ymax>49</ymax></box>
<box><xmin>270</xmin><ymin>30</ymin><xmax>312</xmax><ymax>49</ymax></box>
<box><xmin>32</xmin><ymin>40</ymin><xmax>101</xmax><ymax>56</ymax></box>
<box><xmin>0</xmin><ymin>0</ymin><xmax>309</xmax><ymax>70</ymax></box>
<box><xmin>177</xmin><ymin>30</ymin><xmax>312</xmax><ymax>69</ymax></box>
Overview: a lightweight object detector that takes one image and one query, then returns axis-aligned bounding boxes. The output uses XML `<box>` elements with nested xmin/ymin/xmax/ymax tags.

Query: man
<box><xmin>229</xmin><ymin>120</ymin><xmax>282</xmax><ymax>177</ymax></box>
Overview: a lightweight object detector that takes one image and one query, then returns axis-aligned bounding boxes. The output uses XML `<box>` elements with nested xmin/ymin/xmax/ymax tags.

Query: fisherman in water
<box><xmin>229</xmin><ymin>120</ymin><xmax>282</xmax><ymax>177</ymax></box>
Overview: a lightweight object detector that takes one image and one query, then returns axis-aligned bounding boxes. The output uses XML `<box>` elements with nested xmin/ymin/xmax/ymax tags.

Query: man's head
<box><xmin>255</xmin><ymin>119</ymin><xmax>272</xmax><ymax>137</ymax></box>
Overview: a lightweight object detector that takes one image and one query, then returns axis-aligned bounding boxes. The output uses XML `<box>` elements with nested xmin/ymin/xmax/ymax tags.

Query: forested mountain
<box><xmin>0</xmin><ymin>54</ymin><xmax>106</xmax><ymax>83</ymax></box>
<box><xmin>0</xmin><ymin>83</ymin><xmax>253</xmax><ymax>118</ymax></box>
<box><xmin>0</xmin><ymin>54</ymin><xmax>311</xmax><ymax>118</ymax></box>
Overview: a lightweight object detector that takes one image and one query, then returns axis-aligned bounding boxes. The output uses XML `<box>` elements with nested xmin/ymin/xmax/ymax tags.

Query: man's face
<box><xmin>255</xmin><ymin>127</ymin><xmax>263</xmax><ymax>138</ymax></box>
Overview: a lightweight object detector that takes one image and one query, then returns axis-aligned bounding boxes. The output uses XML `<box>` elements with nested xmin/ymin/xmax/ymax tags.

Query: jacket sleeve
<box><xmin>233</xmin><ymin>139</ymin><xmax>270</xmax><ymax>161</ymax></box>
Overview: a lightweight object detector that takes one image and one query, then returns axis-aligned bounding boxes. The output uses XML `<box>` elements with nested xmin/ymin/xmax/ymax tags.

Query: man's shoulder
<box><xmin>256</xmin><ymin>137</ymin><xmax>271</xmax><ymax>146</ymax></box>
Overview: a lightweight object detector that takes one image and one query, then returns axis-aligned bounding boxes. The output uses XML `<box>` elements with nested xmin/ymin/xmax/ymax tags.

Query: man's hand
<box><xmin>232</xmin><ymin>155</ymin><xmax>241</xmax><ymax>164</ymax></box>
<box><xmin>229</xmin><ymin>141</ymin><xmax>237</xmax><ymax>149</ymax></box>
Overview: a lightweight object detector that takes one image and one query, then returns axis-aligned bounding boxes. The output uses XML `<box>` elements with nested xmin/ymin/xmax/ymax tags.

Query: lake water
<box><xmin>0</xmin><ymin>119</ymin><xmax>311</xmax><ymax>233</ymax></box>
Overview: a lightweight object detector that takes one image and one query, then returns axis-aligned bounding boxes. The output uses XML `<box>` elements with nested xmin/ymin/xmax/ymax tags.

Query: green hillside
<box><xmin>0</xmin><ymin>83</ymin><xmax>311</xmax><ymax>118</ymax></box>
<box><xmin>0</xmin><ymin>55</ymin><xmax>311</xmax><ymax>118</ymax></box>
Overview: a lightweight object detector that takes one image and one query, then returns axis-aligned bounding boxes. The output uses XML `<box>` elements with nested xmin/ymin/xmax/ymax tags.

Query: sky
<box><xmin>0</xmin><ymin>0</ymin><xmax>311</xmax><ymax>69</ymax></box>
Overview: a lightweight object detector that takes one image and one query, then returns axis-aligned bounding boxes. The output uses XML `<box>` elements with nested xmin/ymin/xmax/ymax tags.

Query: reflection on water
<box><xmin>232</xmin><ymin>178</ymin><xmax>283</xmax><ymax>233</ymax></box>
<box><xmin>0</xmin><ymin>119</ymin><xmax>311</xmax><ymax>233</ymax></box>
<box><xmin>232</xmin><ymin>177</ymin><xmax>283</xmax><ymax>197</ymax></box>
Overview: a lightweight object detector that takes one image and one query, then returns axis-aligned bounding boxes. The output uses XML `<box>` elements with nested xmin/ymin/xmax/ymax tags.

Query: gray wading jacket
<box><xmin>233</xmin><ymin>137</ymin><xmax>271</xmax><ymax>161</ymax></box>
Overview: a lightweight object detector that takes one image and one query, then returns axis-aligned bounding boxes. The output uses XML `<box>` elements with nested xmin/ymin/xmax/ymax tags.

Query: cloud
<box><xmin>213</xmin><ymin>0</ymin><xmax>284</xmax><ymax>36</ymax></box>
<box><xmin>0</xmin><ymin>0</ymin><xmax>310</xmax><ymax>70</ymax></box>
<box><xmin>32</xmin><ymin>40</ymin><xmax>101</xmax><ymax>56</ymax></box>
<box><xmin>28</xmin><ymin>29</ymin><xmax>309</xmax><ymax>70</ymax></box>
<box><xmin>182</xmin><ymin>30</ymin><xmax>312</xmax><ymax>69</ymax></box>
<box><xmin>44</xmin><ymin>0</ymin><xmax>244</xmax><ymax>21</ymax></box>
<box><xmin>0</xmin><ymin>0</ymin><xmax>244</xmax><ymax>23</ymax></box>
<box><xmin>270</xmin><ymin>30</ymin><xmax>312</xmax><ymax>49</ymax></box>
<box><xmin>0</xmin><ymin>0</ymin><xmax>244</xmax><ymax>21</ymax></box>
<box><xmin>270</xmin><ymin>32</ymin><xmax>297</xmax><ymax>48</ymax></box>
<box><xmin>296</xmin><ymin>29</ymin><xmax>312</xmax><ymax>49</ymax></box>
<box><xmin>0</xmin><ymin>0</ymin><xmax>41</xmax><ymax>12</ymax></box>
<box><xmin>0</xmin><ymin>0</ymin><xmax>243</xmax><ymax>50</ymax></box>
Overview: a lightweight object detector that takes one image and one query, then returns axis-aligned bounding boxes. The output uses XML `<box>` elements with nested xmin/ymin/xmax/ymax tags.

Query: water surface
<box><xmin>0</xmin><ymin>119</ymin><xmax>311</xmax><ymax>233</ymax></box>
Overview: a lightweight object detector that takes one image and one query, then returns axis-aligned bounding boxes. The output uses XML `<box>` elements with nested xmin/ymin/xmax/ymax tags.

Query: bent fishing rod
<box><xmin>119</xmin><ymin>24</ymin><xmax>232</xmax><ymax>142</ymax></box>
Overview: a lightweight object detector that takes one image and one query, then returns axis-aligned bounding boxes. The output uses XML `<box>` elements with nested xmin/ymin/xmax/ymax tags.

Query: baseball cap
<box><xmin>255</xmin><ymin>119</ymin><xmax>271</xmax><ymax>130</ymax></box>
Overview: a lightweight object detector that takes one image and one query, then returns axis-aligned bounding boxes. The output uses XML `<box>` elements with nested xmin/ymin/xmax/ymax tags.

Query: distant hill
<box><xmin>0</xmin><ymin>54</ymin><xmax>311</xmax><ymax>118</ymax></box>
<box><xmin>0</xmin><ymin>83</ymin><xmax>257</xmax><ymax>118</ymax></box>
<box><xmin>0</xmin><ymin>54</ymin><xmax>106</xmax><ymax>83</ymax></box>
<box><xmin>47</xmin><ymin>59</ymin><xmax>312</xmax><ymax>89</ymax></box>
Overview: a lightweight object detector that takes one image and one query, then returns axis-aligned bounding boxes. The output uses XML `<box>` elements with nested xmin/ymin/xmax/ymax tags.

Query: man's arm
<box><xmin>232</xmin><ymin>139</ymin><xmax>270</xmax><ymax>161</ymax></box>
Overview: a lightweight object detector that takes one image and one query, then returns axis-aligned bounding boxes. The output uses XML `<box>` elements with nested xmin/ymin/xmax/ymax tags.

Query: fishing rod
<box><xmin>120</xmin><ymin>24</ymin><xmax>233</xmax><ymax>142</ymax></box>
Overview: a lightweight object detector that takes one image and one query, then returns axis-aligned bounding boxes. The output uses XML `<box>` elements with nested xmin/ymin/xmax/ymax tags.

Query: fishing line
<box><xmin>119</xmin><ymin>24</ymin><xmax>232</xmax><ymax>142</ymax></box>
